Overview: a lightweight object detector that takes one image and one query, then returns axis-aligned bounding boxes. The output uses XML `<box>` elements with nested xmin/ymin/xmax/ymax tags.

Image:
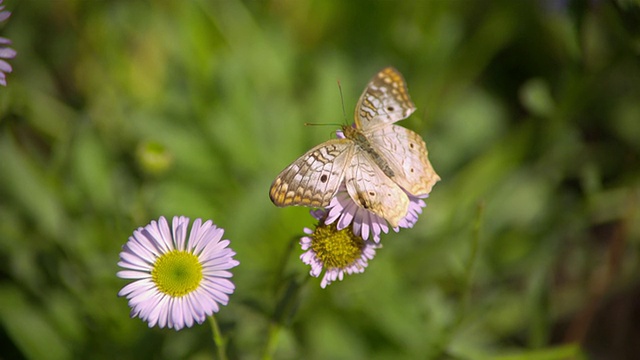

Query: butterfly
<box><xmin>270</xmin><ymin>67</ymin><xmax>439</xmax><ymax>228</ymax></box>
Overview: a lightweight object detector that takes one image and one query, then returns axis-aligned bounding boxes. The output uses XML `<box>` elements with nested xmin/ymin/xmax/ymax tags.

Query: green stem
<box><xmin>262</xmin><ymin>322</ymin><xmax>281</xmax><ymax>360</ymax></box>
<box><xmin>272</xmin><ymin>235</ymin><xmax>299</xmax><ymax>290</ymax></box>
<box><xmin>456</xmin><ymin>201</ymin><xmax>484</xmax><ymax>327</ymax></box>
<box><xmin>262</xmin><ymin>248</ymin><xmax>312</xmax><ymax>359</ymax></box>
<box><xmin>209</xmin><ymin>315</ymin><xmax>228</xmax><ymax>360</ymax></box>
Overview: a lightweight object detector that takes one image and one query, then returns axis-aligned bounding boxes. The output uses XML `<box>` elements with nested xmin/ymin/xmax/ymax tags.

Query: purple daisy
<box><xmin>117</xmin><ymin>216</ymin><xmax>239</xmax><ymax>331</ymax></box>
<box><xmin>0</xmin><ymin>0</ymin><xmax>16</xmax><ymax>86</ymax></box>
<box><xmin>300</xmin><ymin>209</ymin><xmax>381</xmax><ymax>288</ymax></box>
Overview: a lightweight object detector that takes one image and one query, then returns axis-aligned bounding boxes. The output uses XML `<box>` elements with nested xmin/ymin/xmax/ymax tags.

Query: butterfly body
<box><xmin>270</xmin><ymin>67</ymin><xmax>439</xmax><ymax>227</ymax></box>
<box><xmin>342</xmin><ymin>125</ymin><xmax>396</xmax><ymax>179</ymax></box>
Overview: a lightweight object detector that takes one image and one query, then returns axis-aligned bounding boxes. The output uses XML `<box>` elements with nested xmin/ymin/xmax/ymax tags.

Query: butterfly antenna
<box><xmin>304</xmin><ymin>78</ymin><xmax>348</xmax><ymax>139</ymax></box>
<box><xmin>337</xmin><ymin>79</ymin><xmax>349</xmax><ymax>125</ymax></box>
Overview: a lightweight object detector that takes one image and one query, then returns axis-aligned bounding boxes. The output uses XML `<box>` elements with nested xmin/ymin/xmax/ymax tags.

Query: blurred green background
<box><xmin>1</xmin><ymin>0</ymin><xmax>640</xmax><ymax>359</ymax></box>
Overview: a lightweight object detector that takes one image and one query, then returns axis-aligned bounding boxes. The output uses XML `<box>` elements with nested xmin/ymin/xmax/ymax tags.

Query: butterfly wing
<box><xmin>270</xmin><ymin>139</ymin><xmax>355</xmax><ymax>208</ymax></box>
<box><xmin>344</xmin><ymin>150</ymin><xmax>409</xmax><ymax>228</ymax></box>
<box><xmin>354</xmin><ymin>67</ymin><xmax>416</xmax><ymax>130</ymax></box>
<box><xmin>368</xmin><ymin>124</ymin><xmax>440</xmax><ymax>196</ymax></box>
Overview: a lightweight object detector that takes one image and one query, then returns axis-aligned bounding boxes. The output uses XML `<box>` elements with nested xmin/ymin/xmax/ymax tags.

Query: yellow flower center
<box><xmin>152</xmin><ymin>250</ymin><xmax>203</xmax><ymax>297</ymax></box>
<box><xmin>311</xmin><ymin>221</ymin><xmax>365</xmax><ymax>269</ymax></box>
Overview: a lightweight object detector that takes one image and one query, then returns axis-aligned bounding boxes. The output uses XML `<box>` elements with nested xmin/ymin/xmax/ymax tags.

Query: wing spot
<box><xmin>320</xmin><ymin>174</ymin><xmax>328</xmax><ymax>183</ymax></box>
<box><xmin>409</xmin><ymin>143</ymin><xmax>415</xmax><ymax>149</ymax></box>
<box><xmin>368</xmin><ymin>191</ymin><xmax>376</xmax><ymax>197</ymax></box>
<box><xmin>387</xmin><ymin>106</ymin><xmax>395</xmax><ymax>112</ymax></box>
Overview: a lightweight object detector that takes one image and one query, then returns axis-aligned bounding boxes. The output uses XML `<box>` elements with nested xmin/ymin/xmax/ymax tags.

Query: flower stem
<box><xmin>209</xmin><ymin>315</ymin><xmax>228</xmax><ymax>360</ymax></box>
<box><xmin>262</xmin><ymin>236</ymin><xmax>311</xmax><ymax>359</ymax></box>
<box><xmin>262</xmin><ymin>322</ymin><xmax>281</xmax><ymax>360</ymax></box>
<box><xmin>456</xmin><ymin>201</ymin><xmax>484</xmax><ymax>326</ymax></box>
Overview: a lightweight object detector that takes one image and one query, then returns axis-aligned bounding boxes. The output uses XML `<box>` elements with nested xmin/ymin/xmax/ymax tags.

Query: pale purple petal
<box><xmin>156</xmin><ymin>217</ymin><xmax>175</xmax><ymax>252</ymax></box>
<box><xmin>0</xmin><ymin>3</ymin><xmax>15</xmax><ymax>87</ymax></box>
<box><xmin>0</xmin><ymin>4</ymin><xmax>10</xmax><ymax>23</ymax></box>
<box><xmin>0</xmin><ymin>47</ymin><xmax>16</xmax><ymax>59</ymax></box>
<box><xmin>116</xmin><ymin>270</ymin><xmax>150</xmax><ymax>280</ymax></box>
<box><xmin>0</xmin><ymin>60</ymin><xmax>8</xmax><ymax>73</ymax></box>
<box><xmin>172</xmin><ymin>216</ymin><xmax>189</xmax><ymax>251</ymax></box>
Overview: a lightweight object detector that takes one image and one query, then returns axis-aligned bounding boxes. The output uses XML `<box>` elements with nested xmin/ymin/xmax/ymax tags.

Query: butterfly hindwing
<box><xmin>344</xmin><ymin>150</ymin><xmax>409</xmax><ymax>228</ymax></box>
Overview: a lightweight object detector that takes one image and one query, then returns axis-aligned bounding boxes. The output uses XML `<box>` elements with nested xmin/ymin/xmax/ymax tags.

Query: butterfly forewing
<box><xmin>270</xmin><ymin>139</ymin><xmax>354</xmax><ymax>208</ymax></box>
<box><xmin>355</xmin><ymin>67</ymin><xmax>416</xmax><ymax>130</ymax></box>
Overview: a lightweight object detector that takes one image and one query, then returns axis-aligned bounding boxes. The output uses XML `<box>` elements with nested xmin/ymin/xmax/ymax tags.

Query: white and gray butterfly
<box><xmin>270</xmin><ymin>67</ymin><xmax>439</xmax><ymax>228</ymax></box>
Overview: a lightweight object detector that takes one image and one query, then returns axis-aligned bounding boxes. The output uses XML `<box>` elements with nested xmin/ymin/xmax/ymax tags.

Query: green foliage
<box><xmin>1</xmin><ymin>0</ymin><xmax>639</xmax><ymax>359</ymax></box>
